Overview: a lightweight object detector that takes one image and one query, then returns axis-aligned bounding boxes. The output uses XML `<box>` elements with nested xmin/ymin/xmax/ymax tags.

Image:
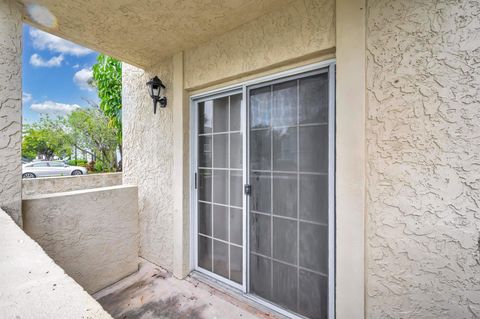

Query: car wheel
<box><xmin>71</xmin><ymin>170</ymin><xmax>83</xmax><ymax>176</ymax></box>
<box><xmin>22</xmin><ymin>172</ymin><xmax>36</xmax><ymax>179</ymax></box>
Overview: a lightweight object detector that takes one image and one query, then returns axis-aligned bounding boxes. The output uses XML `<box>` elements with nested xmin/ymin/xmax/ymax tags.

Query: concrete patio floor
<box><xmin>94</xmin><ymin>260</ymin><xmax>282</xmax><ymax>319</ymax></box>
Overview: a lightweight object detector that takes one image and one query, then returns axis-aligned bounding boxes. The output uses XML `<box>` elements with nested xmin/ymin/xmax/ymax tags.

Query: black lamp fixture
<box><xmin>146</xmin><ymin>76</ymin><xmax>167</xmax><ymax>114</ymax></box>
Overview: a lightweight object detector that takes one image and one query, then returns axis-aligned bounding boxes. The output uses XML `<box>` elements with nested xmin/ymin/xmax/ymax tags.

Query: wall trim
<box><xmin>172</xmin><ymin>51</ymin><xmax>191</xmax><ymax>278</ymax></box>
<box><xmin>187</xmin><ymin>49</ymin><xmax>335</xmax><ymax>94</ymax></box>
<box><xmin>335</xmin><ymin>0</ymin><xmax>366</xmax><ymax>318</ymax></box>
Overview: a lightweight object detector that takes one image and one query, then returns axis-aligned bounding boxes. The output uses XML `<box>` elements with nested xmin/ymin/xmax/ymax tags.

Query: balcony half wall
<box><xmin>22</xmin><ymin>184</ymin><xmax>139</xmax><ymax>294</ymax></box>
<box><xmin>0</xmin><ymin>208</ymin><xmax>113</xmax><ymax>319</ymax></box>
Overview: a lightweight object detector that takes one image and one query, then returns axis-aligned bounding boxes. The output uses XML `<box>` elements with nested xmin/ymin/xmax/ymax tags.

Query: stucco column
<box><xmin>123</xmin><ymin>59</ymin><xmax>175</xmax><ymax>271</ymax></box>
<box><xmin>0</xmin><ymin>0</ymin><xmax>22</xmax><ymax>227</ymax></box>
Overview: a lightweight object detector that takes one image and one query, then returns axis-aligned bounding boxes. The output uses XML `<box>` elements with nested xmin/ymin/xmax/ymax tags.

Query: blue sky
<box><xmin>22</xmin><ymin>24</ymin><xmax>99</xmax><ymax>123</ymax></box>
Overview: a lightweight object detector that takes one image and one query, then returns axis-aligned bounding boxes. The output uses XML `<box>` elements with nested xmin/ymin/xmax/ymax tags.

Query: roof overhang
<box><xmin>18</xmin><ymin>0</ymin><xmax>294</xmax><ymax>68</ymax></box>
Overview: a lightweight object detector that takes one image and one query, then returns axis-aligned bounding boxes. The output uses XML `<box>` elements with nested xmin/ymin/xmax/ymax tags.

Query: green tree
<box><xmin>22</xmin><ymin>116</ymin><xmax>72</xmax><ymax>160</ymax></box>
<box><xmin>92</xmin><ymin>54</ymin><xmax>122</xmax><ymax>154</ymax></box>
<box><xmin>68</xmin><ymin>108</ymin><xmax>118</xmax><ymax>171</ymax></box>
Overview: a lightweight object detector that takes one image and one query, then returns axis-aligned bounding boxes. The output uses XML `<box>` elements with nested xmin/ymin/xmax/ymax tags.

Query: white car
<box><xmin>22</xmin><ymin>161</ymin><xmax>87</xmax><ymax>178</ymax></box>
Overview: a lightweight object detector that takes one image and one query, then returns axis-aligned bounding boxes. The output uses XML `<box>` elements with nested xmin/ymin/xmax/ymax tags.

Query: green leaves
<box><xmin>22</xmin><ymin>116</ymin><xmax>72</xmax><ymax>160</ymax></box>
<box><xmin>68</xmin><ymin>108</ymin><xmax>118</xmax><ymax>171</ymax></box>
<box><xmin>92</xmin><ymin>54</ymin><xmax>122</xmax><ymax>146</ymax></box>
<box><xmin>22</xmin><ymin>108</ymin><xmax>119</xmax><ymax>172</ymax></box>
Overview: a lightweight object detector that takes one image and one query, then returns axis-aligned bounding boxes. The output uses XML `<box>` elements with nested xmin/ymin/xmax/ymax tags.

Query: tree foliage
<box><xmin>92</xmin><ymin>54</ymin><xmax>122</xmax><ymax>147</ymax></box>
<box><xmin>21</xmin><ymin>107</ymin><xmax>119</xmax><ymax>172</ymax></box>
<box><xmin>68</xmin><ymin>108</ymin><xmax>118</xmax><ymax>170</ymax></box>
<box><xmin>22</xmin><ymin>117</ymin><xmax>71</xmax><ymax>160</ymax></box>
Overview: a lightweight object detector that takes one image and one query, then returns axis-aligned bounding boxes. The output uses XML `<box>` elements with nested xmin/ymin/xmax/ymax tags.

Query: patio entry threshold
<box><xmin>94</xmin><ymin>260</ymin><xmax>283</xmax><ymax>319</ymax></box>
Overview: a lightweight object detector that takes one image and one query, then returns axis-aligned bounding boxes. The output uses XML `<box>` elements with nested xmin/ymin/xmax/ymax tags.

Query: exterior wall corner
<box><xmin>0</xmin><ymin>0</ymin><xmax>23</xmax><ymax>227</ymax></box>
<box><xmin>122</xmin><ymin>60</ymin><xmax>174</xmax><ymax>271</ymax></box>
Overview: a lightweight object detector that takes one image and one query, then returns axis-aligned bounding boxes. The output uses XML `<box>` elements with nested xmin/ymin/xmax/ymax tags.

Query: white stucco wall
<box><xmin>23</xmin><ymin>185</ymin><xmax>139</xmax><ymax>294</ymax></box>
<box><xmin>184</xmin><ymin>0</ymin><xmax>335</xmax><ymax>90</ymax></box>
<box><xmin>0</xmin><ymin>208</ymin><xmax>112</xmax><ymax>319</ymax></box>
<box><xmin>22</xmin><ymin>172</ymin><xmax>122</xmax><ymax>197</ymax></box>
<box><xmin>122</xmin><ymin>60</ymin><xmax>175</xmax><ymax>271</ymax></box>
<box><xmin>366</xmin><ymin>1</ymin><xmax>480</xmax><ymax>317</ymax></box>
<box><xmin>0</xmin><ymin>0</ymin><xmax>22</xmax><ymax>226</ymax></box>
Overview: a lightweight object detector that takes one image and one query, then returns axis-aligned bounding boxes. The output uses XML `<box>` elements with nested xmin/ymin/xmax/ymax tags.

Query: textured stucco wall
<box><xmin>184</xmin><ymin>0</ymin><xmax>335</xmax><ymax>90</ymax></box>
<box><xmin>122</xmin><ymin>0</ymin><xmax>335</xmax><ymax>277</ymax></box>
<box><xmin>122</xmin><ymin>61</ymin><xmax>174</xmax><ymax>271</ymax></box>
<box><xmin>20</xmin><ymin>0</ymin><xmax>292</xmax><ymax>68</ymax></box>
<box><xmin>22</xmin><ymin>172</ymin><xmax>122</xmax><ymax>197</ymax></box>
<box><xmin>122</xmin><ymin>0</ymin><xmax>335</xmax><ymax>274</ymax></box>
<box><xmin>23</xmin><ymin>185</ymin><xmax>139</xmax><ymax>294</ymax></box>
<box><xmin>366</xmin><ymin>1</ymin><xmax>480</xmax><ymax>317</ymax></box>
<box><xmin>0</xmin><ymin>0</ymin><xmax>22</xmax><ymax>226</ymax></box>
<box><xmin>0</xmin><ymin>208</ymin><xmax>112</xmax><ymax>319</ymax></box>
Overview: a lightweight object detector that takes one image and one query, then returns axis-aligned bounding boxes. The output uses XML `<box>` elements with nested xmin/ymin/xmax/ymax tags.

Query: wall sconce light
<box><xmin>146</xmin><ymin>76</ymin><xmax>167</xmax><ymax>114</ymax></box>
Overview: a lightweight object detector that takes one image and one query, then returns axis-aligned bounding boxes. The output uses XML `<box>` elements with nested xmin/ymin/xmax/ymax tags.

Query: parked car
<box><xmin>22</xmin><ymin>161</ymin><xmax>87</xmax><ymax>178</ymax></box>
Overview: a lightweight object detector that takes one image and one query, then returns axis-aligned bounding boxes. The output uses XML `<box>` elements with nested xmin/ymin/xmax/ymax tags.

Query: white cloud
<box><xmin>73</xmin><ymin>68</ymin><xmax>94</xmax><ymax>91</ymax></box>
<box><xmin>73</xmin><ymin>64</ymin><xmax>80</xmax><ymax>69</ymax></box>
<box><xmin>30</xmin><ymin>53</ymin><xmax>63</xmax><ymax>67</ymax></box>
<box><xmin>22</xmin><ymin>92</ymin><xmax>32</xmax><ymax>104</ymax></box>
<box><xmin>29</xmin><ymin>28</ymin><xmax>93</xmax><ymax>56</ymax></box>
<box><xmin>30</xmin><ymin>101</ymin><xmax>80</xmax><ymax>116</ymax></box>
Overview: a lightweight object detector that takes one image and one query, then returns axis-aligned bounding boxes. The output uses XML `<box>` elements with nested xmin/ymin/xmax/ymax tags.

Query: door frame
<box><xmin>190</xmin><ymin>87</ymin><xmax>246</xmax><ymax>292</ymax></box>
<box><xmin>189</xmin><ymin>59</ymin><xmax>336</xmax><ymax>318</ymax></box>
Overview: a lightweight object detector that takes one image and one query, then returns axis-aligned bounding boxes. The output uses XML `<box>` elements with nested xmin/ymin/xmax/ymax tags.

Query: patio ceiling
<box><xmin>18</xmin><ymin>0</ymin><xmax>293</xmax><ymax>68</ymax></box>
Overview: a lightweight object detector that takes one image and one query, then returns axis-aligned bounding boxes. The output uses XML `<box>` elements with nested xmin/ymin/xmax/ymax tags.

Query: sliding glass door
<box><xmin>193</xmin><ymin>63</ymin><xmax>335</xmax><ymax>319</ymax></box>
<box><xmin>195</xmin><ymin>91</ymin><xmax>245</xmax><ymax>288</ymax></box>
<box><xmin>248</xmin><ymin>69</ymin><xmax>332</xmax><ymax>319</ymax></box>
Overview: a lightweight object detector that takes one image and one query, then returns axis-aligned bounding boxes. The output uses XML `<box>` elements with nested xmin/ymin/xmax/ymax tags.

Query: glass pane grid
<box><xmin>199</xmin><ymin>199</ymin><xmax>242</xmax><ymax>210</ymax></box>
<box><xmin>199</xmin><ymin>130</ymin><xmax>242</xmax><ymax>136</ymax></box>
<box><xmin>250</xmin><ymin>251</ymin><xmax>327</xmax><ymax>277</ymax></box>
<box><xmin>198</xmin><ymin>233</ymin><xmax>242</xmax><ymax>248</ymax></box>
<box><xmin>198</xmin><ymin>167</ymin><xmax>242</xmax><ymax>171</ymax></box>
<box><xmin>251</xmin><ymin>169</ymin><xmax>327</xmax><ymax>176</ymax></box>
<box><xmin>251</xmin><ymin>210</ymin><xmax>328</xmax><ymax>227</ymax></box>
<box><xmin>249</xmin><ymin>73</ymin><xmax>329</xmax><ymax>318</ymax></box>
<box><xmin>251</xmin><ymin>122</ymin><xmax>327</xmax><ymax>129</ymax></box>
<box><xmin>197</xmin><ymin>93</ymin><xmax>244</xmax><ymax>286</ymax></box>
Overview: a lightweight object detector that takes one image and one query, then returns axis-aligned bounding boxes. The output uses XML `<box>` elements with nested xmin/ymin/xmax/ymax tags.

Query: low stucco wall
<box><xmin>0</xmin><ymin>208</ymin><xmax>112</xmax><ymax>319</ymax></box>
<box><xmin>22</xmin><ymin>185</ymin><xmax>139</xmax><ymax>294</ymax></box>
<box><xmin>22</xmin><ymin>172</ymin><xmax>122</xmax><ymax>198</ymax></box>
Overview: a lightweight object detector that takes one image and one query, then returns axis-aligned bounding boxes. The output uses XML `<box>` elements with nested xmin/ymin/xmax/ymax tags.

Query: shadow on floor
<box><xmin>94</xmin><ymin>260</ymin><xmax>276</xmax><ymax>319</ymax></box>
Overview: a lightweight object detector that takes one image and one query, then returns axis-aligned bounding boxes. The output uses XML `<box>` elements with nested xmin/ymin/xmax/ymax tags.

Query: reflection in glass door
<box><xmin>248</xmin><ymin>68</ymin><xmax>332</xmax><ymax>319</ymax></box>
<box><xmin>195</xmin><ymin>92</ymin><xmax>244</xmax><ymax>287</ymax></box>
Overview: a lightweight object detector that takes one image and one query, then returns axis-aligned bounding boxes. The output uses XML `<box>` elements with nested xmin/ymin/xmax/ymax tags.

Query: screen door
<box><xmin>248</xmin><ymin>68</ymin><xmax>333</xmax><ymax>319</ymax></box>
<box><xmin>195</xmin><ymin>91</ymin><xmax>245</xmax><ymax>288</ymax></box>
